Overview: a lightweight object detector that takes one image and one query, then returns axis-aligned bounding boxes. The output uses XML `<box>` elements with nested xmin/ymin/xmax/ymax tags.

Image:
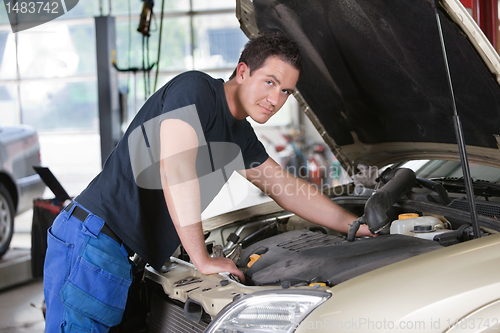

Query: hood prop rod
<box><xmin>432</xmin><ymin>0</ymin><xmax>481</xmax><ymax>238</ymax></box>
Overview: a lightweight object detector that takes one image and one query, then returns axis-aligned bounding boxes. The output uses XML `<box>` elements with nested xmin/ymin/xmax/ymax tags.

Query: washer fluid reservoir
<box><xmin>390</xmin><ymin>215</ymin><xmax>447</xmax><ymax>237</ymax></box>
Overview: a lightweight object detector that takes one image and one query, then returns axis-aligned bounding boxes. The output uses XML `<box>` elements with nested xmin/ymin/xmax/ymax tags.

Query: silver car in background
<box><xmin>0</xmin><ymin>125</ymin><xmax>45</xmax><ymax>257</ymax></box>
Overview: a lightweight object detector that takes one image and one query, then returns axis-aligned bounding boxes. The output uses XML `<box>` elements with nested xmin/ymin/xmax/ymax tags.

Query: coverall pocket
<box><xmin>44</xmin><ymin>226</ymin><xmax>73</xmax><ymax>295</ymax></box>
<box><xmin>69</xmin><ymin>324</ymin><xmax>91</xmax><ymax>333</ymax></box>
<box><xmin>60</xmin><ymin>242</ymin><xmax>132</xmax><ymax>328</ymax></box>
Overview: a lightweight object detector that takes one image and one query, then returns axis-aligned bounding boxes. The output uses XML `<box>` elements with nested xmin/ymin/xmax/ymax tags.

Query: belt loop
<box><xmin>63</xmin><ymin>202</ymin><xmax>76</xmax><ymax>220</ymax></box>
<box><xmin>70</xmin><ymin>201</ymin><xmax>104</xmax><ymax>238</ymax></box>
<box><xmin>65</xmin><ymin>202</ymin><xmax>120</xmax><ymax>244</ymax></box>
<box><xmin>82</xmin><ymin>214</ymin><xmax>105</xmax><ymax>239</ymax></box>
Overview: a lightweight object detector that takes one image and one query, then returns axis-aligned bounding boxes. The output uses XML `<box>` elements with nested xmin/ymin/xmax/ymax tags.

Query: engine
<box><xmin>240</xmin><ymin>230</ymin><xmax>443</xmax><ymax>286</ymax></box>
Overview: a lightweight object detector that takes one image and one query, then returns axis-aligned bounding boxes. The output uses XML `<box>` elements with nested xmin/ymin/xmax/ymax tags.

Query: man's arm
<box><xmin>160</xmin><ymin>119</ymin><xmax>245</xmax><ymax>281</ymax></box>
<box><xmin>242</xmin><ymin>157</ymin><xmax>372</xmax><ymax>236</ymax></box>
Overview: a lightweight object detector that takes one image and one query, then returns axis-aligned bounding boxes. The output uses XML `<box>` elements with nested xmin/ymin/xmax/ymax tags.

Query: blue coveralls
<box><xmin>43</xmin><ymin>201</ymin><xmax>133</xmax><ymax>333</ymax></box>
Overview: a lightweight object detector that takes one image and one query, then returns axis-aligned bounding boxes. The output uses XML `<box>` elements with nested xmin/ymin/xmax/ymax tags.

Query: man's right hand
<box><xmin>196</xmin><ymin>256</ymin><xmax>246</xmax><ymax>283</ymax></box>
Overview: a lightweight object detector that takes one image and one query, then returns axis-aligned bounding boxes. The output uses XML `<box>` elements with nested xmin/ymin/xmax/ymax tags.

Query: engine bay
<box><xmin>195</xmin><ymin>167</ymin><xmax>500</xmax><ymax>288</ymax></box>
<box><xmin>144</xmin><ymin>166</ymin><xmax>500</xmax><ymax>332</ymax></box>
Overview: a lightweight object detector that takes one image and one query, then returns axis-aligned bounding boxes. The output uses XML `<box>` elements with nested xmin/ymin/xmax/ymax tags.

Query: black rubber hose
<box><xmin>364</xmin><ymin>168</ymin><xmax>417</xmax><ymax>234</ymax></box>
<box><xmin>240</xmin><ymin>222</ymin><xmax>277</xmax><ymax>248</ymax></box>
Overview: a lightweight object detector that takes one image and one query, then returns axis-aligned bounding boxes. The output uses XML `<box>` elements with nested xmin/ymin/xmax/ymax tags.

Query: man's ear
<box><xmin>235</xmin><ymin>62</ymin><xmax>249</xmax><ymax>84</ymax></box>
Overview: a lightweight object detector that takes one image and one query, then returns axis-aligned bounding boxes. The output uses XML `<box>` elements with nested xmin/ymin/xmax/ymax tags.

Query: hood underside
<box><xmin>237</xmin><ymin>0</ymin><xmax>500</xmax><ymax>169</ymax></box>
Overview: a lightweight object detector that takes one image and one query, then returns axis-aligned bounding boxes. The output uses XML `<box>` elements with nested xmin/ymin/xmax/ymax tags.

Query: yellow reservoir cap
<box><xmin>398</xmin><ymin>213</ymin><xmax>419</xmax><ymax>220</ymax></box>
<box><xmin>309</xmin><ymin>282</ymin><xmax>326</xmax><ymax>287</ymax></box>
<box><xmin>247</xmin><ymin>254</ymin><xmax>261</xmax><ymax>268</ymax></box>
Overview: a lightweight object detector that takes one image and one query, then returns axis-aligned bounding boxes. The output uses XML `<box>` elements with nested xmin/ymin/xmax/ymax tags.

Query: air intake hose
<box><xmin>347</xmin><ymin>168</ymin><xmax>416</xmax><ymax>241</ymax></box>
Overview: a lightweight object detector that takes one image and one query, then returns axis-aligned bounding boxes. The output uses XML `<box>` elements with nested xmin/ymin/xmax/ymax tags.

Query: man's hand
<box><xmin>356</xmin><ymin>224</ymin><xmax>376</xmax><ymax>237</ymax></box>
<box><xmin>196</xmin><ymin>256</ymin><xmax>245</xmax><ymax>283</ymax></box>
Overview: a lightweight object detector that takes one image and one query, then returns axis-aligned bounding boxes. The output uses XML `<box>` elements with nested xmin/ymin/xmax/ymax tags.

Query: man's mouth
<box><xmin>259</xmin><ymin>104</ymin><xmax>273</xmax><ymax>114</ymax></box>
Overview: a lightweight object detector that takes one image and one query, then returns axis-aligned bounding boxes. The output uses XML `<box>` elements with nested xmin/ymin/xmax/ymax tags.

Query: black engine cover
<box><xmin>240</xmin><ymin>230</ymin><xmax>443</xmax><ymax>286</ymax></box>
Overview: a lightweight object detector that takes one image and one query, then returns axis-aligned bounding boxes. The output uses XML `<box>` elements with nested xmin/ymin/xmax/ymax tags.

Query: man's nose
<box><xmin>267</xmin><ymin>89</ymin><xmax>279</xmax><ymax>106</ymax></box>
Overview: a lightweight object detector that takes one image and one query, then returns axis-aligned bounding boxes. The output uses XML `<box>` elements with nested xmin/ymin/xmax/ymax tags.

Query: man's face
<box><xmin>236</xmin><ymin>56</ymin><xmax>300</xmax><ymax>124</ymax></box>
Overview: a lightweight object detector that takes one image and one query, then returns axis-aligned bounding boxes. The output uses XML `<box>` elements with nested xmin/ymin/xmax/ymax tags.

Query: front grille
<box><xmin>277</xmin><ymin>231</ymin><xmax>345</xmax><ymax>252</ymax></box>
<box><xmin>148</xmin><ymin>294</ymin><xmax>209</xmax><ymax>333</ymax></box>
<box><xmin>449</xmin><ymin>199</ymin><xmax>500</xmax><ymax>219</ymax></box>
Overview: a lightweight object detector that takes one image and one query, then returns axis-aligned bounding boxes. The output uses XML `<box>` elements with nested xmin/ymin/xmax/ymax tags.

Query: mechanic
<box><xmin>43</xmin><ymin>31</ymin><xmax>373</xmax><ymax>333</ymax></box>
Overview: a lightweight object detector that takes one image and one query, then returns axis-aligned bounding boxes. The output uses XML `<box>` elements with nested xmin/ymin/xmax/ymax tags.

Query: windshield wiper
<box><xmin>416</xmin><ymin>177</ymin><xmax>452</xmax><ymax>205</ymax></box>
<box><xmin>431</xmin><ymin>177</ymin><xmax>500</xmax><ymax>199</ymax></box>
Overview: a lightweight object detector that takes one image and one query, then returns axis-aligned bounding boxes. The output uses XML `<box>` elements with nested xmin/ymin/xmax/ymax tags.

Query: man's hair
<box><xmin>229</xmin><ymin>30</ymin><xmax>302</xmax><ymax>80</ymax></box>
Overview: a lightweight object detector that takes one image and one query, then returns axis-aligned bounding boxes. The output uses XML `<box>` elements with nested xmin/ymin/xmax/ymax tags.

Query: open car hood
<box><xmin>236</xmin><ymin>0</ymin><xmax>500</xmax><ymax>171</ymax></box>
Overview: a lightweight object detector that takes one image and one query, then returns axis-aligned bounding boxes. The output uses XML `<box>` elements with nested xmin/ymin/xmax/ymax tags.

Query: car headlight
<box><xmin>205</xmin><ymin>289</ymin><xmax>331</xmax><ymax>333</ymax></box>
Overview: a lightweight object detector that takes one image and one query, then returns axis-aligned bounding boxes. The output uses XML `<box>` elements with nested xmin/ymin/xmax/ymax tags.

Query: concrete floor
<box><xmin>0</xmin><ymin>279</ymin><xmax>45</xmax><ymax>332</ymax></box>
<box><xmin>0</xmin><ymin>210</ymin><xmax>45</xmax><ymax>332</ymax></box>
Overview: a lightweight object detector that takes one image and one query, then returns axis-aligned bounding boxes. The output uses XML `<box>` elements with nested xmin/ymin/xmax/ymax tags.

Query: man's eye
<box><xmin>266</xmin><ymin>80</ymin><xmax>274</xmax><ymax>85</ymax></box>
<box><xmin>282</xmin><ymin>90</ymin><xmax>290</xmax><ymax>95</ymax></box>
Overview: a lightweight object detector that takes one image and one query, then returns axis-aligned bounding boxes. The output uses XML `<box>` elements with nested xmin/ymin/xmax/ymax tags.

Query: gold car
<box><xmin>144</xmin><ymin>0</ymin><xmax>500</xmax><ymax>332</ymax></box>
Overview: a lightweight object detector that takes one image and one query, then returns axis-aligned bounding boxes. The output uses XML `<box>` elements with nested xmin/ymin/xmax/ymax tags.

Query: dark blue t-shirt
<box><xmin>76</xmin><ymin>71</ymin><xmax>268</xmax><ymax>269</ymax></box>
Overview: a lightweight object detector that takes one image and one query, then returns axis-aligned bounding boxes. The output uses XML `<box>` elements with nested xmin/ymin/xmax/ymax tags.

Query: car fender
<box><xmin>295</xmin><ymin>233</ymin><xmax>500</xmax><ymax>333</ymax></box>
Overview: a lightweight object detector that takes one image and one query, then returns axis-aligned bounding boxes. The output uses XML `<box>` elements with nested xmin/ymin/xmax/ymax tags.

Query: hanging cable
<box><xmin>128</xmin><ymin>0</ymin><xmax>131</xmax><ymax>72</ymax></box>
<box><xmin>146</xmin><ymin>34</ymin><xmax>151</xmax><ymax>96</ymax></box>
<box><xmin>142</xmin><ymin>35</ymin><xmax>147</xmax><ymax>99</ymax></box>
<box><xmin>138</xmin><ymin>0</ymin><xmax>155</xmax><ymax>99</ymax></box>
<box><xmin>154</xmin><ymin>0</ymin><xmax>165</xmax><ymax>92</ymax></box>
